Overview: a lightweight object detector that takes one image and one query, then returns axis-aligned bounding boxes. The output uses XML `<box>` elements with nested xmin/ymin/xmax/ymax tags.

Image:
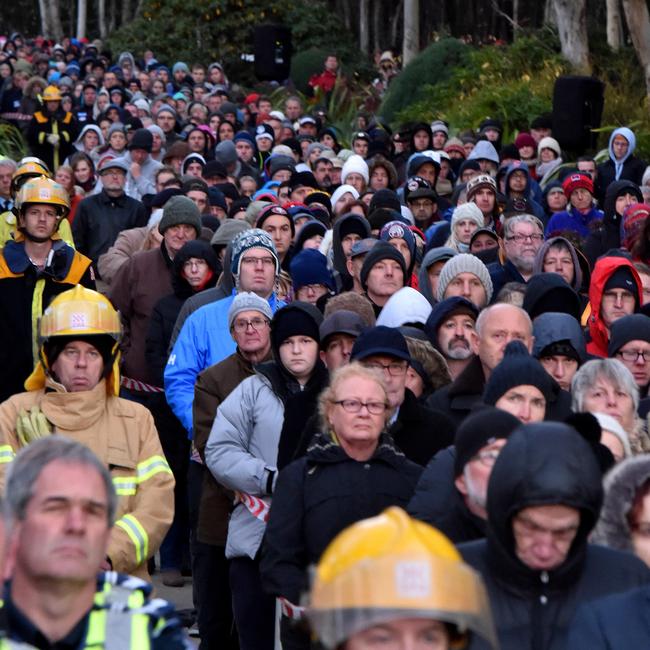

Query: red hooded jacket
<box><xmin>587</xmin><ymin>256</ymin><xmax>642</xmax><ymax>357</ymax></box>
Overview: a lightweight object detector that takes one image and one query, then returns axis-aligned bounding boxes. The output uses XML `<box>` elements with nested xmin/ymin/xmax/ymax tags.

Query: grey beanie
<box><xmin>436</xmin><ymin>253</ymin><xmax>493</xmax><ymax>303</ymax></box>
<box><xmin>158</xmin><ymin>195</ymin><xmax>202</xmax><ymax>236</ymax></box>
<box><xmin>227</xmin><ymin>291</ymin><xmax>273</xmax><ymax>329</ymax></box>
<box><xmin>215</xmin><ymin>140</ymin><xmax>238</xmax><ymax>166</ymax></box>
<box><xmin>211</xmin><ymin>219</ymin><xmax>251</xmax><ymax>247</ymax></box>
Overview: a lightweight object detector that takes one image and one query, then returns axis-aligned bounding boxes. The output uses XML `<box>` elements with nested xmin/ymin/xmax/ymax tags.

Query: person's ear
<box><xmin>454</xmin><ymin>474</ymin><xmax>468</xmax><ymax>497</ymax></box>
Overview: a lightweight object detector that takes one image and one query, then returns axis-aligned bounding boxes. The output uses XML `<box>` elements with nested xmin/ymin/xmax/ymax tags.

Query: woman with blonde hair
<box><xmin>261</xmin><ymin>361</ymin><xmax>422</xmax><ymax>650</ymax></box>
<box><xmin>446</xmin><ymin>202</ymin><xmax>484</xmax><ymax>253</ymax></box>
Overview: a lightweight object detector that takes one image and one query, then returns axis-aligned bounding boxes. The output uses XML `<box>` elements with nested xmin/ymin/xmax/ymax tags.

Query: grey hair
<box><xmin>503</xmin><ymin>213</ymin><xmax>544</xmax><ymax>238</ymax></box>
<box><xmin>0</xmin><ymin>159</ymin><xmax>17</xmax><ymax>172</ymax></box>
<box><xmin>475</xmin><ymin>302</ymin><xmax>532</xmax><ymax>339</ymax></box>
<box><xmin>571</xmin><ymin>359</ymin><xmax>639</xmax><ymax>414</ymax></box>
<box><xmin>5</xmin><ymin>436</ymin><xmax>117</xmax><ymax>526</ymax></box>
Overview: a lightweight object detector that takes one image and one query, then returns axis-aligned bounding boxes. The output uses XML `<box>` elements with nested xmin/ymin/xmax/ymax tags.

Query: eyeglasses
<box><xmin>240</xmin><ymin>256</ymin><xmax>275</xmax><ymax>268</ymax></box>
<box><xmin>506</xmin><ymin>233</ymin><xmax>544</xmax><ymax>243</ymax></box>
<box><xmin>232</xmin><ymin>317</ymin><xmax>269</xmax><ymax>333</ymax></box>
<box><xmin>617</xmin><ymin>349</ymin><xmax>650</xmax><ymax>363</ymax></box>
<box><xmin>363</xmin><ymin>361</ymin><xmax>408</xmax><ymax>376</ymax></box>
<box><xmin>300</xmin><ymin>283</ymin><xmax>328</xmax><ymax>293</ymax></box>
<box><xmin>183</xmin><ymin>259</ymin><xmax>208</xmax><ymax>271</ymax></box>
<box><xmin>472</xmin><ymin>449</ymin><xmax>501</xmax><ymax>467</ymax></box>
<box><xmin>333</xmin><ymin>399</ymin><xmax>388</xmax><ymax>415</ymax></box>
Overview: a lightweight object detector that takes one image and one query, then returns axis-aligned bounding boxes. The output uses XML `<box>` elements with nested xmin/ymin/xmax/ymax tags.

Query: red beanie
<box><xmin>562</xmin><ymin>173</ymin><xmax>593</xmax><ymax>199</ymax></box>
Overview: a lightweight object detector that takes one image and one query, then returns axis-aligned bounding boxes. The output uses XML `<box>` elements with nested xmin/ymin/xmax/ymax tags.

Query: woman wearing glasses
<box><xmin>205</xmin><ymin>302</ymin><xmax>328</xmax><ymax>650</ymax></box>
<box><xmin>260</xmin><ymin>361</ymin><xmax>422</xmax><ymax>650</ymax></box>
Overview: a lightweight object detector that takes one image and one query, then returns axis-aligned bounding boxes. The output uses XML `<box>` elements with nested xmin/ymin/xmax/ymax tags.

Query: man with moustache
<box><xmin>425</xmin><ymin>297</ymin><xmax>478</xmax><ymax>381</ymax></box>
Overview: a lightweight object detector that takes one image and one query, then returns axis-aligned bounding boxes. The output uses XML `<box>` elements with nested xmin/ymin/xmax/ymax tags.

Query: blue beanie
<box><xmin>289</xmin><ymin>249</ymin><xmax>335</xmax><ymax>291</ymax></box>
<box><xmin>379</xmin><ymin>220</ymin><xmax>416</xmax><ymax>260</ymax></box>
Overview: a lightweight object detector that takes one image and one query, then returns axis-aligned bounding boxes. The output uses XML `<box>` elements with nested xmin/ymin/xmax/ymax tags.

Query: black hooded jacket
<box><xmin>584</xmin><ymin>180</ymin><xmax>643</xmax><ymax>267</ymax></box>
<box><xmin>459</xmin><ymin>423</ymin><xmax>650</xmax><ymax>650</ymax></box>
<box><xmin>146</xmin><ymin>240</ymin><xmax>221</xmax><ymax>386</ymax></box>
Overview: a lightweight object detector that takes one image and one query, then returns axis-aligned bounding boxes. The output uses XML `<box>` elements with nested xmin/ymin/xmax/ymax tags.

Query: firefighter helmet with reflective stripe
<box><xmin>14</xmin><ymin>175</ymin><xmax>70</xmax><ymax>219</ymax></box>
<box><xmin>308</xmin><ymin>507</ymin><xmax>498</xmax><ymax>649</ymax></box>
<box><xmin>11</xmin><ymin>158</ymin><xmax>52</xmax><ymax>195</ymax></box>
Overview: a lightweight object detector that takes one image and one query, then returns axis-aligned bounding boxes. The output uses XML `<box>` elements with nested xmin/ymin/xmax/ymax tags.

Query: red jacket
<box><xmin>586</xmin><ymin>256</ymin><xmax>642</xmax><ymax>357</ymax></box>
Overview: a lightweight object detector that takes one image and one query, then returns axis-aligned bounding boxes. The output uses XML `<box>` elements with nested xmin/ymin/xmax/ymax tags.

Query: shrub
<box><xmin>380</xmin><ymin>38</ymin><xmax>469</xmax><ymax>123</ymax></box>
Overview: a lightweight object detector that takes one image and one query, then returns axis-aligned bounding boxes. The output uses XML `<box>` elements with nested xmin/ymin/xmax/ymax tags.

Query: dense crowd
<box><xmin>2</xmin><ymin>30</ymin><xmax>650</xmax><ymax>650</ymax></box>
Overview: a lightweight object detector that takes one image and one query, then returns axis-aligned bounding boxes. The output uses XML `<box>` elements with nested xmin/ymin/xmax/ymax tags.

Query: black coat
<box><xmin>408</xmin><ymin>446</ymin><xmax>486</xmax><ymax>543</ymax></box>
<box><xmin>567</xmin><ymin>585</ymin><xmax>650</xmax><ymax>649</ymax></box>
<box><xmin>260</xmin><ymin>432</ymin><xmax>422</xmax><ymax>604</ymax></box>
<box><xmin>597</xmin><ymin>155</ymin><xmax>646</xmax><ymax>194</ymax></box>
<box><xmin>427</xmin><ymin>355</ymin><xmax>486</xmax><ymax>427</ymax></box>
<box><xmin>459</xmin><ymin>423</ymin><xmax>650</xmax><ymax>650</ymax></box>
<box><xmin>583</xmin><ymin>179</ymin><xmax>643</xmax><ymax>267</ymax></box>
<box><xmin>73</xmin><ymin>190</ymin><xmax>148</xmax><ymax>268</ymax></box>
<box><xmin>389</xmin><ymin>388</ymin><xmax>455</xmax><ymax>466</ymax></box>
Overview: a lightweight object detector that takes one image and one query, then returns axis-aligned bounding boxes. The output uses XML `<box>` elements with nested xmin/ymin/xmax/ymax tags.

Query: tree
<box><xmin>403</xmin><ymin>0</ymin><xmax>419</xmax><ymax>65</ymax></box>
<box><xmin>77</xmin><ymin>0</ymin><xmax>88</xmax><ymax>39</ymax></box>
<box><xmin>606</xmin><ymin>0</ymin><xmax>623</xmax><ymax>50</ymax></box>
<box><xmin>621</xmin><ymin>0</ymin><xmax>650</xmax><ymax>103</ymax></box>
<box><xmin>551</xmin><ymin>0</ymin><xmax>590</xmax><ymax>72</ymax></box>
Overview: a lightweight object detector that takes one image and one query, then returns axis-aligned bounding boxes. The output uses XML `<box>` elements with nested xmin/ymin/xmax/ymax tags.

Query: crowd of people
<box><xmin>2</xmin><ymin>30</ymin><xmax>650</xmax><ymax>650</ymax></box>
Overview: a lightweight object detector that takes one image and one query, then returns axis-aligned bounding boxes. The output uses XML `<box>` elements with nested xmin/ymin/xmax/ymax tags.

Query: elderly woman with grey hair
<box><xmin>572</xmin><ymin>358</ymin><xmax>650</xmax><ymax>454</ymax></box>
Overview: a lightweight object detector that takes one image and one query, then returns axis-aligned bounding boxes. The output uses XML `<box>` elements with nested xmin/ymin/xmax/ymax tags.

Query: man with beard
<box><xmin>409</xmin><ymin>407</ymin><xmax>521</xmax><ymax>543</ymax></box>
<box><xmin>488</xmin><ymin>214</ymin><xmax>544</xmax><ymax>297</ymax></box>
<box><xmin>425</xmin><ymin>297</ymin><xmax>478</xmax><ymax>380</ymax></box>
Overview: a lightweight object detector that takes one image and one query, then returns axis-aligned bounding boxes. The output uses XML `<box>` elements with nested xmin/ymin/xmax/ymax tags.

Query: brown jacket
<box><xmin>0</xmin><ymin>378</ymin><xmax>175</xmax><ymax>580</ymax></box>
<box><xmin>97</xmin><ymin>225</ymin><xmax>150</xmax><ymax>288</ymax></box>
<box><xmin>109</xmin><ymin>245</ymin><xmax>174</xmax><ymax>384</ymax></box>
<box><xmin>193</xmin><ymin>348</ymin><xmax>271</xmax><ymax>545</ymax></box>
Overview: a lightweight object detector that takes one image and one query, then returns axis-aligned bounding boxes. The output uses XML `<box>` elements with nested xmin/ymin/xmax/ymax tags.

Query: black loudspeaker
<box><xmin>552</xmin><ymin>75</ymin><xmax>605</xmax><ymax>153</ymax></box>
<box><xmin>254</xmin><ymin>25</ymin><xmax>292</xmax><ymax>81</ymax></box>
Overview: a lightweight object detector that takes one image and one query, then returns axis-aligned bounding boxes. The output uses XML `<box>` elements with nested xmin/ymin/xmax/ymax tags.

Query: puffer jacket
<box><xmin>204</xmin><ymin>372</ymin><xmax>285</xmax><ymax>559</ymax></box>
<box><xmin>0</xmin><ymin>378</ymin><xmax>175</xmax><ymax>580</ymax></box>
<box><xmin>459</xmin><ymin>422</ymin><xmax>650</xmax><ymax>650</ymax></box>
<box><xmin>586</xmin><ymin>256</ymin><xmax>642</xmax><ymax>357</ymax></box>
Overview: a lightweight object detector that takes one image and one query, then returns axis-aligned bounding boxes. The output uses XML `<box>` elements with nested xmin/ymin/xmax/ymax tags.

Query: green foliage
<box><xmin>107</xmin><ymin>0</ymin><xmax>367</xmax><ymax>89</ymax></box>
<box><xmin>0</xmin><ymin>123</ymin><xmax>27</xmax><ymax>160</ymax></box>
<box><xmin>395</xmin><ymin>31</ymin><xmax>568</xmax><ymax>140</ymax></box>
<box><xmin>380</xmin><ymin>38</ymin><xmax>469</xmax><ymax>123</ymax></box>
<box><xmin>290</xmin><ymin>49</ymin><xmax>329</xmax><ymax>95</ymax></box>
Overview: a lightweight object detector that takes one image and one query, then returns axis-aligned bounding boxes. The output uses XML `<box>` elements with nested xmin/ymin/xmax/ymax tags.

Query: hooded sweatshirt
<box><xmin>533</xmin><ymin>236</ymin><xmax>583</xmax><ymax>293</ymax></box>
<box><xmin>375</xmin><ymin>287</ymin><xmax>432</xmax><ymax>328</ymax></box>
<box><xmin>331</xmin><ymin>213</ymin><xmax>371</xmax><ymax>290</ymax></box>
<box><xmin>417</xmin><ymin>247</ymin><xmax>456</xmax><ymax>306</ymax></box>
<box><xmin>503</xmin><ymin>163</ymin><xmax>545</xmax><ymax>221</ymax></box>
<box><xmin>583</xmin><ymin>180</ymin><xmax>643</xmax><ymax>267</ymax></box>
<box><xmin>532</xmin><ymin>312</ymin><xmax>587</xmax><ymax>363</ymax></box>
<box><xmin>586</xmin><ymin>256</ymin><xmax>642</xmax><ymax>357</ymax></box>
<box><xmin>460</xmin><ymin>423</ymin><xmax>650</xmax><ymax>650</ymax></box>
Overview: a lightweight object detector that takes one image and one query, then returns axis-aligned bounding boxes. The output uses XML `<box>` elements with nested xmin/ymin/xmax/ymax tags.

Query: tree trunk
<box><xmin>49</xmin><ymin>0</ymin><xmax>64</xmax><ymax>42</ymax></box>
<box><xmin>76</xmin><ymin>0</ymin><xmax>87</xmax><ymax>39</ymax></box>
<box><xmin>359</xmin><ymin>0</ymin><xmax>370</xmax><ymax>53</ymax></box>
<box><xmin>607</xmin><ymin>0</ymin><xmax>623</xmax><ymax>50</ymax></box>
<box><xmin>373</xmin><ymin>0</ymin><xmax>382</xmax><ymax>52</ymax></box>
<box><xmin>621</xmin><ymin>0</ymin><xmax>650</xmax><ymax>103</ymax></box>
<box><xmin>98</xmin><ymin>0</ymin><xmax>107</xmax><ymax>39</ymax></box>
<box><xmin>391</xmin><ymin>0</ymin><xmax>403</xmax><ymax>51</ymax></box>
<box><xmin>109</xmin><ymin>0</ymin><xmax>116</xmax><ymax>35</ymax></box>
<box><xmin>403</xmin><ymin>0</ymin><xmax>419</xmax><ymax>66</ymax></box>
<box><xmin>121</xmin><ymin>0</ymin><xmax>130</xmax><ymax>26</ymax></box>
<box><xmin>552</xmin><ymin>0</ymin><xmax>590</xmax><ymax>72</ymax></box>
<box><xmin>38</xmin><ymin>0</ymin><xmax>52</xmax><ymax>37</ymax></box>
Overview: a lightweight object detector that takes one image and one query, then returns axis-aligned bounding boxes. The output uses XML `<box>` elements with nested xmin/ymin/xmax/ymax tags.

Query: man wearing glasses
<box><xmin>73</xmin><ymin>157</ymin><xmax>148</xmax><ymax>275</ymax></box>
<box><xmin>350</xmin><ymin>325</ymin><xmax>455</xmax><ymax>466</ymax></box>
<box><xmin>608</xmin><ymin>314</ymin><xmax>650</xmax><ymax>397</ymax></box>
<box><xmin>488</xmin><ymin>214</ymin><xmax>545</xmax><ymax>296</ymax></box>
<box><xmin>409</xmin><ymin>407</ymin><xmax>520</xmax><ymax>543</ymax></box>
<box><xmin>459</xmin><ymin>422</ymin><xmax>650</xmax><ymax>650</ymax></box>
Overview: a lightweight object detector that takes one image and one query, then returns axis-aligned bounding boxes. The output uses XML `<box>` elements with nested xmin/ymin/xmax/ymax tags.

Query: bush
<box><xmin>290</xmin><ymin>49</ymin><xmax>330</xmax><ymax>95</ymax></box>
<box><xmin>394</xmin><ymin>32</ymin><xmax>568</xmax><ymax>140</ymax></box>
<box><xmin>380</xmin><ymin>38</ymin><xmax>469</xmax><ymax>123</ymax></box>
